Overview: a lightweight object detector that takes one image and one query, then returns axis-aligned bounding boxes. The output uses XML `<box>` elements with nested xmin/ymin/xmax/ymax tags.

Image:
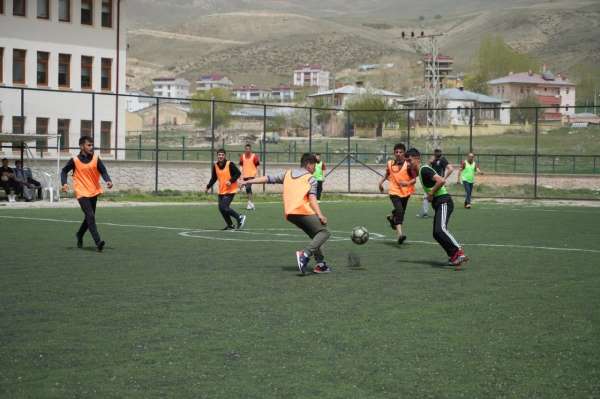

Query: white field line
<box><xmin>1</xmin><ymin>215</ymin><xmax>599</xmax><ymax>254</ymax></box>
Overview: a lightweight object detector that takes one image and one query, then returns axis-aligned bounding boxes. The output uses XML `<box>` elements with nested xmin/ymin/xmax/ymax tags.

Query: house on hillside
<box><xmin>307</xmin><ymin>82</ymin><xmax>403</xmax><ymax>108</ymax></box>
<box><xmin>487</xmin><ymin>70</ymin><xmax>576</xmax><ymax>121</ymax></box>
<box><xmin>126</xmin><ymin>91</ymin><xmax>154</xmax><ymax>113</ymax></box>
<box><xmin>270</xmin><ymin>85</ymin><xmax>295</xmax><ymax>102</ymax></box>
<box><xmin>196</xmin><ymin>74</ymin><xmax>233</xmax><ymax>91</ymax></box>
<box><xmin>293</xmin><ymin>64</ymin><xmax>330</xmax><ymax>92</ymax></box>
<box><xmin>232</xmin><ymin>85</ymin><xmax>269</xmax><ymax>101</ymax></box>
<box><xmin>152</xmin><ymin>78</ymin><xmax>190</xmax><ymax>100</ymax></box>
<box><xmin>127</xmin><ymin>102</ymin><xmax>191</xmax><ymax>131</ymax></box>
<box><xmin>422</xmin><ymin>54</ymin><xmax>454</xmax><ymax>86</ymax></box>
<box><xmin>439</xmin><ymin>88</ymin><xmax>510</xmax><ymax>125</ymax></box>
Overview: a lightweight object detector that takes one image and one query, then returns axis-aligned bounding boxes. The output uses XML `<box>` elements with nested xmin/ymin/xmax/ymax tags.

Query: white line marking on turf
<box><xmin>1</xmin><ymin>215</ymin><xmax>599</xmax><ymax>254</ymax></box>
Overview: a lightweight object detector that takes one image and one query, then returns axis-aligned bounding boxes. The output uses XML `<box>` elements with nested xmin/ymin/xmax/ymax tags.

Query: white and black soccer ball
<box><xmin>351</xmin><ymin>226</ymin><xmax>369</xmax><ymax>245</ymax></box>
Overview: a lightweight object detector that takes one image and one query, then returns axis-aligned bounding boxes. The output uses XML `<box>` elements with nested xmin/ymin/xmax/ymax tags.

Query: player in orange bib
<box><xmin>61</xmin><ymin>136</ymin><xmax>113</xmax><ymax>251</ymax></box>
<box><xmin>378</xmin><ymin>143</ymin><xmax>416</xmax><ymax>245</ymax></box>
<box><xmin>205</xmin><ymin>149</ymin><xmax>246</xmax><ymax>230</ymax></box>
<box><xmin>240</xmin><ymin>153</ymin><xmax>331</xmax><ymax>274</ymax></box>
<box><xmin>239</xmin><ymin>144</ymin><xmax>260</xmax><ymax>210</ymax></box>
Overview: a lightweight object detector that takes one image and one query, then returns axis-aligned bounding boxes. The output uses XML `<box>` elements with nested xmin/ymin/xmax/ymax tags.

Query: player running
<box><xmin>61</xmin><ymin>135</ymin><xmax>113</xmax><ymax>252</ymax></box>
<box><xmin>458</xmin><ymin>152</ymin><xmax>483</xmax><ymax>209</ymax></box>
<box><xmin>405</xmin><ymin>148</ymin><xmax>469</xmax><ymax>268</ymax></box>
<box><xmin>205</xmin><ymin>149</ymin><xmax>246</xmax><ymax>230</ymax></box>
<box><xmin>239</xmin><ymin>143</ymin><xmax>260</xmax><ymax>210</ymax></box>
<box><xmin>418</xmin><ymin>148</ymin><xmax>454</xmax><ymax>218</ymax></box>
<box><xmin>378</xmin><ymin>143</ymin><xmax>416</xmax><ymax>244</ymax></box>
<box><xmin>240</xmin><ymin>153</ymin><xmax>331</xmax><ymax>274</ymax></box>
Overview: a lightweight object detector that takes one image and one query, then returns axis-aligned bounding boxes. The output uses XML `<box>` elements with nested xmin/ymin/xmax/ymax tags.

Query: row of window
<box><xmin>1</xmin><ymin>48</ymin><xmax>112</xmax><ymax>91</ymax></box>
<box><xmin>0</xmin><ymin>115</ymin><xmax>111</xmax><ymax>151</ymax></box>
<box><xmin>0</xmin><ymin>0</ymin><xmax>113</xmax><ymax>27</ymax></box>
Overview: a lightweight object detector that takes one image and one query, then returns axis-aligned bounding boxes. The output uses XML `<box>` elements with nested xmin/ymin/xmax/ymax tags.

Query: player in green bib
<box><xmin>313</xmin><ymin>153</ymin><xmax>326</xmax><ymax>200</ymax></box>
<box><xmin>406</xmin><ymin>148</ymin><xmax>469</xmax><ymax>268</ymax></box>
<box><xmin>458</xmin><ymin>152</ymin><xmax>483</xmax><ymax>209</ymax></box>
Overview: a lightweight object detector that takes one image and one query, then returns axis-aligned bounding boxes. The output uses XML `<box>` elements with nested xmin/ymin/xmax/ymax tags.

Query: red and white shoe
<box><xmin>449</xmin><ymin>249</ymin><xmax>469</xmax><ymax>268</ymax></box>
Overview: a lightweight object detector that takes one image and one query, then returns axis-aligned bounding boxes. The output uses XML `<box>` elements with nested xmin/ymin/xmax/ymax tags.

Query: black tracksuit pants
<box><xmin>432</xmin><ymin>196</ymin><xmax>461</xmax><ymax>257</ymax></box>
<box><xmin>77</xmin><ymin>196</ymin><xmax>102</xmax><ymax>245</ymax></box>
<box><xmin>218</xmin><ymin>194</ymin><xmax>240</xmax><ymax>227</ymax></box>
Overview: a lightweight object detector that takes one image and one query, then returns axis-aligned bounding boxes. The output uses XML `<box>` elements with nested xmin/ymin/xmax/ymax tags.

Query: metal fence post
<box><xmin>138</xmin><ymin>134</ymin><xmax>142</xmax><ymax>160</ymax></box>
<box><xmin>210</xmin><ymin>99</ymin><xmax>215</xmax><ymax>193</ymax></box>
<box><xmin>262</xmin><ymin>104</ymin><xmax>267</xmax><ymax>193</ymax></box>
<box><xmin>309</xmin><ymin>107</ymin><xmax>313</xmax><ymax>153</ymax></box>
<box><xmin>91</xmin><ymin>92</ymin><xmax>95</xmax><ymax>139</ymax></box>
<box><xmin>154</xmin><ymin>97</ymin><xmax>159</xmax><ymax>192</ymax></box>
<box><xmin>347</xmin><ymin>111</ymin><xmax>351</xmax><ymax>193</ymax></box>
<box><xmin>406</xmin><ymin>109</ymin><xmax>411</xmax><ymax>148</ymax></box>
<box><xmin>469</xmin><ymin>107</ymin><xmax>473</xmax><ymax>152</ymax></box>
<box><xmin>182</xmin><ymin>136</ymin><xmax>185</xmax><ymax>160</ymax></box>
<box><xmin>534</xmin><ymin>107</ymin><xmax>539</xmax><ymax>199</ymax></box>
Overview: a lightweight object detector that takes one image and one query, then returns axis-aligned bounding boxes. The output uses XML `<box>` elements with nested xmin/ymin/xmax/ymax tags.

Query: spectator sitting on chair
<box><xmin>14</xmin><ymin>160</ymin><xmax>42</xmax><ymax>201</ymax></box>
<box><xmin>1</xmin><ymin>158</ymin><xmax>19</xmax><ymax>199</ymax></box>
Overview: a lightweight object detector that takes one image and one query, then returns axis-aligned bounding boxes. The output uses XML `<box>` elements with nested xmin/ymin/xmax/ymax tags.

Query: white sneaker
<box><xmin>246</xmin><ymin>202</ymin><xmax>255</xmax><ymax>210</ymax></box>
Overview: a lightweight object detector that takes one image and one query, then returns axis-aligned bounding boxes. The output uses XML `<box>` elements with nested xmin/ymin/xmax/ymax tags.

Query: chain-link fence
<box><xmin>1</xmin><ymin>86</ymin><xmax>599</xmax><ymax>200</ymax></box>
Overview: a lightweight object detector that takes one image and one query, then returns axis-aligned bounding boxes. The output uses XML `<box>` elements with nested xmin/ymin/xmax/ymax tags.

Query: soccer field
<box><xmin>1</xmin><ymin>199</ymin><xmax>599</xmax><ymax>398</ymax></box>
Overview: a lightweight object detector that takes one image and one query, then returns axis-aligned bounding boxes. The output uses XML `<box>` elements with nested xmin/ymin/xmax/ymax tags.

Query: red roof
<box><xmin>295</xmin><ymin>64</ymin><xmax>322</xmax><ymax>70</ymax></box>
<box><xmin>233</xmin><ymin>84</ymin><xmax>264</xmax><ymax>92</ymax></box>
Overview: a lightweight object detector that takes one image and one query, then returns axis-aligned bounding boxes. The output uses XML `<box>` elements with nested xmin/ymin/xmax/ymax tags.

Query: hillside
<box><xmin>125</xmin><ymin>0</ymin><xmax>599</xmax><ymax>93</ymax></box>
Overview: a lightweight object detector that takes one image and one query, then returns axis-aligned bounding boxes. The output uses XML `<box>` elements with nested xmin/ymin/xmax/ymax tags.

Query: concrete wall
<box><xmin>22</xmin><ymin>159</ymin><xmax>600</xmax><ymax>194</ymax></box>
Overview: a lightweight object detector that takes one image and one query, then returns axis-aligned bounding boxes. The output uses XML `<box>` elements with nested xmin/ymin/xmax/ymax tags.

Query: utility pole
<box><xmin>401</xmin><ymin>31</ymin><xmax>444</xmax><ymax>152</ymax></box>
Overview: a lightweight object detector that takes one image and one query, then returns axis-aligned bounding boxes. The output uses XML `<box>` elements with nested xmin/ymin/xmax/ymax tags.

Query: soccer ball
<box><xmin>351</xmin><ymin>226</ymin><xmax>369</xmax><ymax>245</ymax></box>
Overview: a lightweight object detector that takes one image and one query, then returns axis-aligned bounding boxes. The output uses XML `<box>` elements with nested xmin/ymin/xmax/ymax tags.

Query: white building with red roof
<box><xmin>196</xmin><ymin>74</ymin><xmax>233</xmax><ymax>91</ymax></box>
<box><xmin>293</xmin><ymin>64</ymin><xmax>330</xmax><ymax>92</ymax></box>
<box><xmin>488</xmin><ymin>70</ymin><xmax>576</xmax><ymax>121</ymax></box>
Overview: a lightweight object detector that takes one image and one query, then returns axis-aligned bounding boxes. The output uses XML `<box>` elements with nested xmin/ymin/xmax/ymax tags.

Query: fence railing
<box><xmin>1</xmin><ymin>85</ymin><xmax>599</xmax><ymax>200</ymax></box>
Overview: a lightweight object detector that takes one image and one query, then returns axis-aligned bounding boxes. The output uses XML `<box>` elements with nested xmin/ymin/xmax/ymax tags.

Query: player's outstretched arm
<box><xmin>240</xmin><ymin>176</ymin><xmax>269</xmax><ymax>186</ymax></box>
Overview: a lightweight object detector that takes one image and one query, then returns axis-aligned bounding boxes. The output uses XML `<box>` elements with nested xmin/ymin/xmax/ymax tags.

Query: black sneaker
<box><xmin>397</xmin><ymin>235</ymin><xmax>407</xmax><ymax>245</ymax></box>
<box><xmin>386</xmin><ymin>215</ymin><xmax>395</xmax><ymax>230</ymax></box>
<box><xmin>222</xmin><ymin>225</ymin><xmax>235</xmax><ymax>230</ymax></box>
<box><xmin>237</xmin><ymin>215</ymin><xmax>247</xmax><ymax>230</ymax></box>
<box><xmin>96</xmin><ymin>241</ymin><xmax>105</xmax><ymax>252</ymax></box>
<box><xmin>76</xmin><ymin>234</ymin><xmax>83</xmax><ymax>249</ymax></box>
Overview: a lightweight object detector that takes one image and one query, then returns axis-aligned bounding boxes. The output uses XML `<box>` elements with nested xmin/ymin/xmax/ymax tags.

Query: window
<box><xmin>1</xmin><ymin>0</ymin><xmax>4</xmax><ymax>14</ymax></box>
<box><xmin>36</xmin><ymin>117</ymin><xmax>48</xmax><ymax>152</ymax></box>
<box><xmin>13</xmin><ymin>116</ymin><xmax>25</xmax><ymax>134</ymax></box>
<box><xmin>57</xmin><ymin>119</ymin><xmax>70</xmax><ymax>150</ymax></box>
<box><xmin>101</xmin><ymin>58</ymin><xmax>111</xmax><ymax>91</ymax></box>
<box><xmin>81</xmin><ymin>56</ymin><xmax>93</xmax><ymax>89</ymax></box>
<box><xmin>58</xmin><ymin>0</ymin><xmax>70</xmax><ymax>21</ymax></box>
<box><xmin>13</xmin><ymin>49</ymin><xmax>26</xmax><ymax>84</ymax></box>
<box><xmin>37</xmin><ymin>51</ymin><xmax>49</xmax><ymax>86</ymax></box>
<box><xmin>101</xmin><ymin>0</ymin><xmax>112</xmax><ymax>27</ymax></box>
<box><xmin>58</xmin><ymin>53</ymin><xmax>70</xmax><ymax>87</ymax></box>
<box><xmin>81</xmin><ymin>0</ymin><xmax>93</xmax><ymax>25</ymax></box>
<box><xmin>80</xmin><ymin>120</ymin><xmax>93</xmax><ymax>136</ymax></box>
<box><xmin>37</xmin><ymin>0</ymin><xmax>49</xmax><ymax>18</ymax></box>
<box><xmin>13</xmin><ymin>0</ymin><xmax>25</xmax><ymax>16</ymax></box>
<box><xmin>100</xmin><ymin>121</ymin><xmax>111</xmax><ymax>153</ymax></box>
<box><xmin>0</xmin><ymin>48</ymin><xmax>3</xmax><ymax>83</ymax></box>
<box><xmin>566</xmin><ymin>88</ymin><xmax>570</xmax><ymax>95</ymax></box>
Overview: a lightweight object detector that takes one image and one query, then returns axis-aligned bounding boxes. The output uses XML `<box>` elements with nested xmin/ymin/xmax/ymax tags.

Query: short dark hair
<box><xmin>393</xmin><ymin>143</ymin><xmax>406</xmax><ymax>152</ymax></box>
<box><xmin>315</xmin><ymin>152</ymin><xmax>321</xmax><ymax>156</ymax></box>
<box><xmin>405</xmin><ymin>148</ymin><xmax>421</xmax><ymax>158</ymax></box>
<box><xmin>300</xmin><ymin>153</ymin><xmax>318</xmax><ymax>167</ymax></box>
<box><xmin>79</xmin><ymin>136</ymin><xmax>93</xmax><ymax>146</ymax></box>
<box><xmin>245</xmin><ymin>144</ymin><xmax>251</xmax><ymax>148</ymax></box>
<box><xmin>217</xmin><ymin>148</ymin><xmax>226</xmax><ymax>154</ymax></box>
<box><xmin>1</xmin><ymin>158</ymin><xmax>7</xmax><ymax>162</ymax></box>
<box><xmin>434</xmin><ymin>148</ymin><xmax>442</xmax><ymax>154</ymax></box>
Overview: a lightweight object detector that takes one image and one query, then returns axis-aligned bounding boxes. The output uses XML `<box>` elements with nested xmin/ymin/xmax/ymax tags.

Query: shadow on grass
<box><xmin>396</xmin><ymin>258</ymin><xmax>462</xmax><ymax>271</ymax></box>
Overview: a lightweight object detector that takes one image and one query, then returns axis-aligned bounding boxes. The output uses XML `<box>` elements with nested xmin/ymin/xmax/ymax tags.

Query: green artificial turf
<box><xmin>1</xmin><ymin>199</ymin><xmax>599</xmax><ymax>398</ymax></box>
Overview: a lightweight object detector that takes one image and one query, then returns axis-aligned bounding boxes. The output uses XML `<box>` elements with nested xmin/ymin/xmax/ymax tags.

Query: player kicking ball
<box><xmin>405</xmin><ymin>148</ymin><xmax>469</xmax><ymax>268</ymax></box>
<box><xmin>240</xmin><ymin>153</ymin><xmax>331</xmax><ymax>274</ymax></box>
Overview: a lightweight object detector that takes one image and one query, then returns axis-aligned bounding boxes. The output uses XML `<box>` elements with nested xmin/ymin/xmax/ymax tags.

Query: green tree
<box><xmin>189</xmin><ymin>88</ymin><xmax>235</xmax><ymax>130</ymax></box>
<box><xmin>511</xmin><ymin>95</ymin><xmax>541</xmax><ymax>124</ymax></box>
<box><xmin>465</xmin><ymin>35</ymin><xmax>541</xmax><ymax>95</ymax></box>
<box><xmin>571</xmin><ymin>63</ymin><xmax>600</xmax><ymax>108</ymax></box>
<box><xmin>345</xmin><ymin>94</ymin><xmax>405</xmax><ymax>129</ymax></box>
